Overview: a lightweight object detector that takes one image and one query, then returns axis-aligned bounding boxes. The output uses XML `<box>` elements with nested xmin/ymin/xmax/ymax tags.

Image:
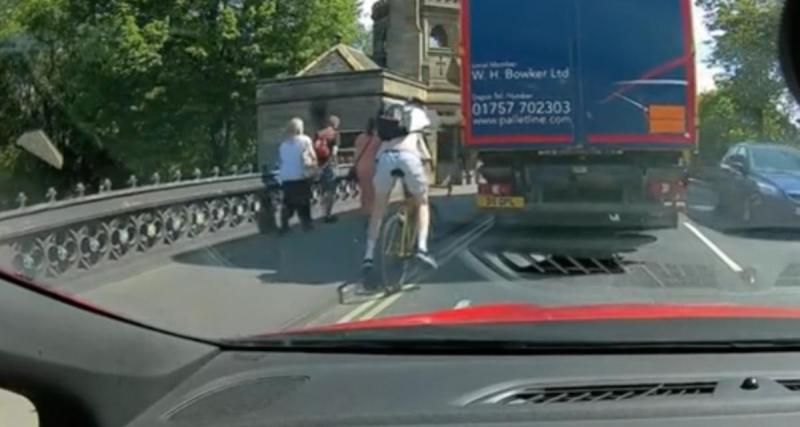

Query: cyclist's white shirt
<box><xmin>405</xmin><ymin>105</ymin><xmax>432</xmax><ymax>132</ymax></box>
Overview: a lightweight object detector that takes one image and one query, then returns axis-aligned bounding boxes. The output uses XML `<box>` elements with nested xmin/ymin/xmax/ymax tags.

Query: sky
<box><xmin>359</xmin><ymin>0</ymin><xmax>717</xmax><ymax>92</ymax></box>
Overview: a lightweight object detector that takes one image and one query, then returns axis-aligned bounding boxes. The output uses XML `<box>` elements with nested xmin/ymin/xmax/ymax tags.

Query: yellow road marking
<box><xmin>337</xmin><ymin>298</ymin><xmax>382</xmax><ymax>324</ymax></box>
<box><xmin>337</xmin><ymin>284</ymin><xmax>418</xmax><ymax>324</ymax></box>
<box><xmin>359</xmin><ymin>286</ymin><xmax>412</xmax><ymax>321</ymax></box>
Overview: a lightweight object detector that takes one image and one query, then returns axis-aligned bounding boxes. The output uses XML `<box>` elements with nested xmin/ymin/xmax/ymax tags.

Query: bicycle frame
<box><xmin>390</xmin><ymin>199</ymin><xmax>419</xmax><ymax>259</ymax></box>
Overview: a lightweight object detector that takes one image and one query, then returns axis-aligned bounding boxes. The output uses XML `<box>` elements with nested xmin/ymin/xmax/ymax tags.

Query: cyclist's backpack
<box><xmin>377</xmin><ymin>103</ymin><xmax>409</xmax><ymax>141</ymax></box>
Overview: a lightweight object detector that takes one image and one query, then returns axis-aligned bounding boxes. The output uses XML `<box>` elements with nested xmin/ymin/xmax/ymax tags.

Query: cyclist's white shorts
<box><xmin>374</xmin><ymin>150</ymin><xmax>428</xmax><ymax>197</ymax></box>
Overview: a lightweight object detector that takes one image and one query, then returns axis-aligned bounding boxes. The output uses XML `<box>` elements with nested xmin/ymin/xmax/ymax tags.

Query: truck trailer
<box><xmin>461</xmin><ymin>0</ymin><xmax>696</xmax><ymax>229</ymax></box>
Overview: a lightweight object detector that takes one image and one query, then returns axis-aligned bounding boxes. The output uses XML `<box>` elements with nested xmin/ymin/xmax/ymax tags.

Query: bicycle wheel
<box><xmin>378</xmin><ymin>211</ymin><xmax>410</xmax><ymax>291</ymax></box>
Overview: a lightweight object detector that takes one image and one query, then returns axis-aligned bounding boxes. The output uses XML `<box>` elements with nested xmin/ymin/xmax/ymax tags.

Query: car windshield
<box><xmin>3</xmin><ymin>0</ymin><xmax>800</xmax><ymax>348</ymax></box>
<box><xmin>751</xmin><ymin>147</ymin><xmax>800</xmax><ymax>172</ymax></box>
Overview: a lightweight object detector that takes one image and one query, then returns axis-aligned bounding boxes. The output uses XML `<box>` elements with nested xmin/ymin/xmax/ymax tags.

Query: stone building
<box><xmin>257</xmin><ymin>0</ymin><xmax>462</xmax><ymax>182</ymax></box>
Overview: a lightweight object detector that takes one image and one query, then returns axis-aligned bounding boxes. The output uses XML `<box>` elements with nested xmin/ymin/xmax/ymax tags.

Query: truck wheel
<box><xmin>668</xmin><ymin>210</ymin><xmax>679</xmax><ymax>229</ymax></box>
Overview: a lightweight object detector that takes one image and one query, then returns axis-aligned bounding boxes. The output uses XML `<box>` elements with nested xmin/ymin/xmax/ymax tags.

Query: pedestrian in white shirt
<box><xmin>278</xmin><ymin>118</ymin><xmax>316</xmax><ymax>234</ymax></box>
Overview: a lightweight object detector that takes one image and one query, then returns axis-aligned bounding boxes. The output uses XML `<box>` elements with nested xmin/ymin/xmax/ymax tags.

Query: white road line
<box><xmin>359</xmin><ymin>285</ymin><xmax>417</xmax><ymax>321</ymax></box>
<box><xmin>454</xmin><ymin>300</ymin><xmax>471</xmax><ymax>309</ymax></box>
<box><xmin>683</xmin><ymin>221</ymin><xmax>744</xmax><ymax>273</ymax></box>
<box><xmin>337</xmin><ymin>298</ymin><xmax>382</xmax><ymax>324</ymax></box>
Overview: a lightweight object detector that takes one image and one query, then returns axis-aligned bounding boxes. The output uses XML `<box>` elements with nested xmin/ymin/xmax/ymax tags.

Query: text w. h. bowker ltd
<box><xmin>471</xmin><ymin>61</ymin><xmax>573</xmax><ymax>128</ymax></box>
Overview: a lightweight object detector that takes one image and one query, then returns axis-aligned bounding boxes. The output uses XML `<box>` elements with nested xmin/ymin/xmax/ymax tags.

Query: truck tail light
<box><xmin>647</xmin><ymin>180</ymin><xmax>682</xmax><ymax>204</ymax></box>
<box><xmin>479</xmin><ymin>183</ymin><xmax>512</xmax><ymax>196</ymax></box>
<box><xmin>648</xmin><ymin>181</ymin><xmax>671</xmax><ymax>197</ymax></box>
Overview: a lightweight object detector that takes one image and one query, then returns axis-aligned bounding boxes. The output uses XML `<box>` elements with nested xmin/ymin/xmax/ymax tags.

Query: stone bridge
<box><xmin>0</xmin><ymin>165</ymin><xmax>361</xmax><ymax>282</ymax></box>
<box><xmin>0</xmin><ymin>161</ymin><xmax>483</xmax><ymax>338</ymax></box>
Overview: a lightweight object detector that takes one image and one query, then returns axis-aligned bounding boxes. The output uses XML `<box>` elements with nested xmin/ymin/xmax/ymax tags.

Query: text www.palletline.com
<box><xmin>474</xmin><ymin>115</ymin><xmax>573</xmax><ymax>127</ymax></box>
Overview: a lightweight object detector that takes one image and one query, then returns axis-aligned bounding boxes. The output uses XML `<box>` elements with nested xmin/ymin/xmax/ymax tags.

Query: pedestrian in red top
<box><xmin>353</xmin><ymin>118</ymin><xmax>380</xmax><ymax>217</ymax></box>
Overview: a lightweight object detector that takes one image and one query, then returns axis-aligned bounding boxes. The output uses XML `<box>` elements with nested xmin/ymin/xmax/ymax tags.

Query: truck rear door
<box><xmin>579</xmin><ymin>0</ymin><xmax>695</xmax><ymax>148</ymax></box>
<box><xmin>462</xmin><ymin>0</ymin><xmax>696</xmax><ymax>149</ymax></box>
<box><xmin>463</xmin><ymin>0</ymin><xmax>578</xmax><ymax>147</ymax></box>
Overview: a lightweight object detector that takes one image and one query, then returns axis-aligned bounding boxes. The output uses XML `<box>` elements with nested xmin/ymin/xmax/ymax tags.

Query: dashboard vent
<box><xmin>778</xmin><ymin>380</ymin><xmax>800</xmax><ymax>391</ymax></box>
<box><xmin>485</xmin><ymin>382</ymin><xmax>717</xmax><ymax>405</ymax></box>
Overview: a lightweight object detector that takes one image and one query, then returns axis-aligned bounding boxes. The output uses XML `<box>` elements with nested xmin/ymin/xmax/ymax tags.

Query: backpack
<box><xmin>314</xmin><ymin>131</ymin><xmax>331</xmax><ymax>163</ymax></box>
<box><xmin>314</xmin><ymin>137</ymin><xmax>330</xmax><ymax>161</ymax></box>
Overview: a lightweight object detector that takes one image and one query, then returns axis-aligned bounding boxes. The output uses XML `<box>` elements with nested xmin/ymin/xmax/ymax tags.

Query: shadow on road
<box><xmin>172</xmin><ymin>193</ymin><xmax>480</xmax><ymax>286</ymax></box>
<box><xmin>173</xmin><ymin>212</ymin><xmax>366</xmax><ymax>285</ymax></box>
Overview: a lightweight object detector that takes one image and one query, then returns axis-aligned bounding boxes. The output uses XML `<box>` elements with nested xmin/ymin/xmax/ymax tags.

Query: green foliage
<box><xmin>696</xmin><ymin>0</ymin><xmax>799</xmax><ymax>160</ymax></box>
<box><xmin>352</xmin><ymin>2</ymin><xmax>373</xmax><ymax>57</ymax></box>
<box><xmin>0</xmin><ymin>0</ymin><xmax>360</xmax><ymax>197</ymax></box>
<box><xmin>352</xmin><ymin>23</ymin><xmax>372</xmax><ymax>55</ymax></box>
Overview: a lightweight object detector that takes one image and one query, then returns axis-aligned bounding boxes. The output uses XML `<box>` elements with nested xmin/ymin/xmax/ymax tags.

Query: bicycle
<box><xmin>338</xmin><ymin>171</ymin><xmax>440</xmax><ymax>304</ymax></box>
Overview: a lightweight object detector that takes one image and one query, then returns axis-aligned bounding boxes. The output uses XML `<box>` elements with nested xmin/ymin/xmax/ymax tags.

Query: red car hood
<box><xmin>298</xmin><ymin>303</ymin><xmax>800</xmax><ymax>333</ymax></box>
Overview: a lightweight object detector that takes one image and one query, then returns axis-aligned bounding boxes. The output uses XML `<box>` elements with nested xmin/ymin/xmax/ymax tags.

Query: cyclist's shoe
<box><xmin>358</xmin><ymin>259</ymin><xmax>383</xmax><ymax>295</ymax></box>
<box><xmin>361</xmin><ymin>258</ymin><xmax>375</xmax><ymax>279</ymax></box>
<box><xmin>414</xmin><ymin>251</ymin><xmax>439</xmax><ymax>270</ymax></box>
<box><xmin>324</xmin><ymin>215</ymin><xmax>338</xmax><ymax>224</ymax></box>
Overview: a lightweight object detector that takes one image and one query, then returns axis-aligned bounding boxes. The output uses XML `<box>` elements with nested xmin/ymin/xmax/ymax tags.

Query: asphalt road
<box><xmin>309</xmin><ymin>215</ymin><xmax>800</xmax><ymax>329</ymax></box>
<box><xmin>79</xmin><ymin>186</ymin><xmax>800</xmax><ymax>339</ymax></box>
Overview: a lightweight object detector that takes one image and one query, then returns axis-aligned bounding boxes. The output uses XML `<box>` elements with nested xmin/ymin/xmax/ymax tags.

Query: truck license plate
<box><xmin>477</xmin><ymin>196</ymin><xmax>525</xmax><ymax>209</ymax></box>
<box><xmin>572</xmin><ymin>166</ymin><xmax>589</xmax><ymax>174</ymax></box>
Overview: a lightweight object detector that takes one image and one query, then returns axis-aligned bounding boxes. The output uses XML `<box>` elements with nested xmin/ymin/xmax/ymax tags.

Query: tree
<box><xmin>696</xmin><ymin>0</ymin><xmax>797</xmax><ymax>146</ymax></box>
<box><xmin>0</xmin><ymin>0</ymin><xmax>362</xmax><ymax>197</ymax></box>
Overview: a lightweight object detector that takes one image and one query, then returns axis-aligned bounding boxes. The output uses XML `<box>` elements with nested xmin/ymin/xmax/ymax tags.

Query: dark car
<box><xmin>694</xmin><ymin>143</ymin><xmax>800</xmax><ymax>228</ymax></box>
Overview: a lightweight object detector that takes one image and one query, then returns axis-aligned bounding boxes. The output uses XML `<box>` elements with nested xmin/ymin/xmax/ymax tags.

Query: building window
<box><xmin>429</xmin><ymin>25</ymin><xmax>449</xmax><ymax>49</ymax></box>
<box><xmin>373</xmin><ymin>28</ymin><xmax>388</xmax><ymax>66</ymax></box>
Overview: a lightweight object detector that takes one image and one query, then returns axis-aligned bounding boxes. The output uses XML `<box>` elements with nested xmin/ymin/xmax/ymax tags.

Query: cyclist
<box><xmin>362</xmin><ymin>100</ymin><xmax>438</xmax><ymax>280</ymax></box>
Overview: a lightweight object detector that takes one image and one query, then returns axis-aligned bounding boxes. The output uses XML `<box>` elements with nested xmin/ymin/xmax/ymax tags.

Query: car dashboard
<box><xmin>128</xmin><ymin>350</ymin><xmax>800</xmax><ymax>427</ymax></box>
<box><xmin>4</xmin><ymin>274</ymin><xmax>800</xmax><ymax>427</ymax></box>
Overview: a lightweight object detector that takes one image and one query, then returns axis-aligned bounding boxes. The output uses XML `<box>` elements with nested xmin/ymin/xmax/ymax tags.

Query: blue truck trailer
<box><xmin>462</xmin><ymin>0</ymin><xmax>696</xmax><ymax>229</ymax></box>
